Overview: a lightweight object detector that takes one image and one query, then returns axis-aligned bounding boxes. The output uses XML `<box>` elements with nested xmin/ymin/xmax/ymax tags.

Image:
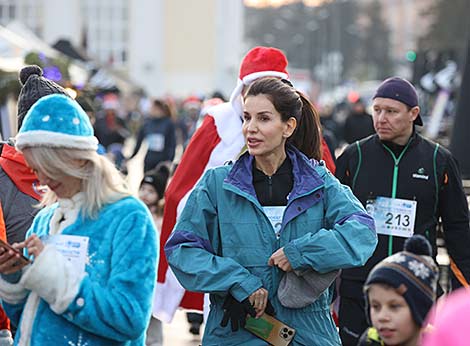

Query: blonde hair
<box><xmin>25</xmin><ymin>147</ymin><xmax>131</xmax><ymax>218</ymax></box>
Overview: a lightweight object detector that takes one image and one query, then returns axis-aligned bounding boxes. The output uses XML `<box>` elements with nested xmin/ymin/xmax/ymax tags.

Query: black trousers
<box><xmin>338</xmin><ymin>280</ymin><xmax>369</xmax><ymax>346</ymax></box>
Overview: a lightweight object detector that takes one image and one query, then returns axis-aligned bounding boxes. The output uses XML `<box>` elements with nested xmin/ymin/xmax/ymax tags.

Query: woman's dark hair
<box><xmin>244</xmin><ymin>77</ymin><xmax>322</xmax><ymax>160</ymax></box>
<box><xmin>152</xmin><ymin>99</ymin><xmax>173</xmax><ymax>118</ymax></box>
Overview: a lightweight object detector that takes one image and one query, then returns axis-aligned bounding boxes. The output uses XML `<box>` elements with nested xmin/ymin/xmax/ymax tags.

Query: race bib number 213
<box><xmin>366</xmin><ymin>197</ymin><xmax>417</xmax><ymax>238</ymax></box>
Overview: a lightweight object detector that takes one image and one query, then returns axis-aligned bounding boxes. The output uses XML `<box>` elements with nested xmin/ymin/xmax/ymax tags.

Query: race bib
<box><xmin>42</xmin><ymin>235</ymin><xmax>89</xmax><ymax>274</ymax></box>
<box><xmin>263</xmin><ymin>206</ymin><xmax>286</xmax><ymax>238</ymax></box>
<box><xmin>147</xmin><ymin>133</ymin><xmax>165</xmax><ymax>151</ymax></box>
<box><xmin>366</xmin><ymin>197</ymin><xmax>417</xmax><ymax>238</ymax></box>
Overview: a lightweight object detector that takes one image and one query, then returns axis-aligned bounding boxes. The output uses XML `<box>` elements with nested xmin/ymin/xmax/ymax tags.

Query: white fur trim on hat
<box><xmin>16</xmin><ymin>130</ymin><xmax>99</xmax><ymax>151</ymax></box>
<box><xmin>229</xmin><ymin>70</ymin><xmax>289</xmax><ymax>118</ymax></box>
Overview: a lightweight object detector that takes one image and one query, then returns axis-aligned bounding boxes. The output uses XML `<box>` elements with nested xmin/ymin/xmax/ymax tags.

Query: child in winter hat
<box><xmin>139</xmin><ymin>164</ymin><xmax>171</xmax><ymax>213</ymax></box>
<box><xmin>358</xmin><ymin>235</ymin><xmax>438</xmax><ymax>346</ymax></box>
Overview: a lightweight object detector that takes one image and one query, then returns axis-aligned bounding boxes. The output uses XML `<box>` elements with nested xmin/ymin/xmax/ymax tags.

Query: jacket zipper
<box><xmin>268</xmin><ymin>175</ymin><xmax>273</xmax><ymax>203</ymax></box>
<box><xmin>382</xmin><ymin>139</ymin><xmax>413</xmax><ymax>256</ymax></box>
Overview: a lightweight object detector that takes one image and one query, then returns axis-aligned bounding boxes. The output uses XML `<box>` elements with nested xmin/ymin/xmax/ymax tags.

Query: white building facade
<box><xmin>0</xmin><ymin>0</ymin><xmax>245</xmax><ymax>98</ymax></box>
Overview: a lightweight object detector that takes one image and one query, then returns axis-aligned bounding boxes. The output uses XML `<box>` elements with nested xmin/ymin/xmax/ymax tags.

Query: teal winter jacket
<box><xmin>166</xmin><ymin>147</ymin><xmax>377</xmax><ymax>346</ymax></box>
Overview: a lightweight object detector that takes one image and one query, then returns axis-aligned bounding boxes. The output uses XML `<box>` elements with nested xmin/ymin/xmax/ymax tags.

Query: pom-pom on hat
<box><xmin>230</xmin><ymin>46</ymin><xmax>289</xmax><ymax>115</ymax></box>
<box><xmin>17</xmin><ymin>65</ymin><xmax>69</xmax><ymax>130</ymax></box>
<box><xmin>364</xmin><ymin>235</ymin><xmax>438</xmax><ymax>327</ymax></box>
<box><xmin>15</xmin><ymin>94</ymin><xmax>98</xmax><ymax>151</ymax></box>
<box><xmin>373</xmin><ymin>76</ymin><xmax>423</xmax><ymax>126</ymax></box>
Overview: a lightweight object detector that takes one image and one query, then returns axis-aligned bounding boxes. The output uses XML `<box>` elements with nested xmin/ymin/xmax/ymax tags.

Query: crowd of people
<box><xmin>0</xmin><ymin>46</ymin><xmax>468</xmax><ymax>346</ymax></box>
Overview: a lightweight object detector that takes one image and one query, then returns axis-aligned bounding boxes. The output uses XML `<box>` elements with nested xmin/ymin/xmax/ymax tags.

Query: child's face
<box><xmin>139</xmin><ymin>184</ymin><xmax>160</xmax><ymax>207</ymax></box>
<box><xmin>369</xmin><ymin>284</ymin><xmax>420</xmax><ymax>346</ymax></box>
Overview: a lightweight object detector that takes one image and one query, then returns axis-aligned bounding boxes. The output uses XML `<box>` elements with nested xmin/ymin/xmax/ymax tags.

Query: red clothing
<box><xmin>0</xmin><ymin>145</ymin><xmax>41</xmax><ymax>200</ymax></box>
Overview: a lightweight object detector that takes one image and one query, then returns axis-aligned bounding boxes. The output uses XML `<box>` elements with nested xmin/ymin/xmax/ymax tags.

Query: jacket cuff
<box><xmin>229</xmin><ymin>275</ymin><xmax>263</xmax><ymax>302</ymax></box>
<box><xmin>283</xmin><ymin>241</ymin><xmax>304</xmax><ymax>270</ymax></box>
<box><xmin>20</xmin><ymin>245</ymin><xmax>84</xmax><ymax>314</ymax></box>
<box><xmin>0</xmin><ymin>276</ymin><xmax>29</xmax><ymax>304</ymax></box>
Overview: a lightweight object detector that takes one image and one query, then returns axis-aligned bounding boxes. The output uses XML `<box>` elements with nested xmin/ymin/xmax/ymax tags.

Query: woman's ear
<box><xmin>283</xmin><ymin>117</ymin><xmax>297</xmax><ymax>138</ymax></box>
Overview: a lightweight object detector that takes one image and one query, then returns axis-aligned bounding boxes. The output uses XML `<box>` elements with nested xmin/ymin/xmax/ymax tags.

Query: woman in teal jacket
<box><xmin>166</xmin><ymin>77</ymin><xmax>377</xmax><ymax>345</ymax></box>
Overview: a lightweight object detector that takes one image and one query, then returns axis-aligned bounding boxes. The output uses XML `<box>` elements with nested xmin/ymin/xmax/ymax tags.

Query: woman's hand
<box><xmin>249</xmin><ymin>288</ymin><xmax>269</xmax><ymax>318</ymax></box>
<box><xmin>0</xmin><ymin>243</ymin><xmax>26</xmax><ymax>274</ymax></box>
<box><xmin>268</xmin><ymin>247</ymin><xmax>293</xmax><ymax>272</ymax></box>
<box><xmin>19</xmin><ymin>235</ymin><xmax>44</xmax><ymax>259</ymax></box>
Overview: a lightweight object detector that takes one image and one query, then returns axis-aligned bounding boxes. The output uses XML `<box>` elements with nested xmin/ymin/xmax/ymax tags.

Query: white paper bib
<box><xmin>366</xmin><ymin>197</ymin><xmax>417</xmax><ymax>238</ymax></box>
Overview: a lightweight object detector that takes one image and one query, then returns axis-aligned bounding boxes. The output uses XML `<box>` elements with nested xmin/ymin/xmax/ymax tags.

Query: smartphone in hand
<box><xmin>245</xmin><ymin>313</ymin><xmax>295</xmax><ymax>346</ymax></box>
<box><xmin>0</xmin><ymin>239</ymin><xmax>31</xmax><ymax>268</ymax></box>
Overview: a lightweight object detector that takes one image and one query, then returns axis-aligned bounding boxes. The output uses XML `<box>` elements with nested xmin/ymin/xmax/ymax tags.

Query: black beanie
<box><xmin>364</xmin><ymin>235</ymin><xmax>438</xmax><ymax>327</ymax></box>
<box><xmin>141</xmin><ymin>165</ymin><xmax>171</xmax><ymax>201</ymax></box>
<box><xmin>17</xmin><ymin>65</ymin><xmax>69</xmax><ymax>130</ymax></box>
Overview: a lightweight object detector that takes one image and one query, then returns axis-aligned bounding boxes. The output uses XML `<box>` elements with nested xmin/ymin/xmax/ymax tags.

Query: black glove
<box><xmin>220</xmin><ymin>294</ymin><xmax>276</xmax><ymax>332</ymax></box>
<box><xmin>264</xmin><ymin>299</ymin><xmax>276</xmax><ymax>316</ymax></box>
<box><xmin>220</xmin><ymin>294</ymin><xmax>256</xmax><ymax>332</ymax></box>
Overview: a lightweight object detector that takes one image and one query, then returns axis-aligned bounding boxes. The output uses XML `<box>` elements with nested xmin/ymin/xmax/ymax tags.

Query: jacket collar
<box><xmin>374</xmin><ymin>130</ymin><xmax>421</xmax><ymax>151</ymax></box>
<box><xmin>224</xmin><ymin>145</ymin><xmax>324</xmax><ymax>200</ymax></box>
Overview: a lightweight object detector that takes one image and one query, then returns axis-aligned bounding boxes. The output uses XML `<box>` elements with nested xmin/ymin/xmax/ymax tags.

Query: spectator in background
<box><xmin>94</xmin><ymin>93</ymin><xmax>130</xmax><ymax>149</ymax></box>
<box><xmin>94</xmin><ymin>93</ymin><xmax>130</xmax><ymax>168</ymax></box>
<box><xmin>342</xmin><ymin>95</ymin><xmax>375</xmax><ymax>144</ymax></box>
<box><xmin>128</xmin><ymin>99</ymin><xmax>176</xmax><ymax>172</ymax></box>
<box><xmin>179</xmin><ymin>96</ymin><xmax>202</xmax><ymax>148</ymax></box>
<box><xmin>76</xmin><ymin>94</ymin><xmax>106</xmax><ymax>155</ymax></box>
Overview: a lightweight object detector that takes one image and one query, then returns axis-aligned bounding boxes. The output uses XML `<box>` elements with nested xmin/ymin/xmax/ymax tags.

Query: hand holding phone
<box><xmin>0</xmin><ymin>239</ymin><xmax>31</xmax><ymax>273</ymax></box>
<box><xmin>245</xmin><ymin>313</ymin><xmax>296</xmax><ymax>346</ymax></box>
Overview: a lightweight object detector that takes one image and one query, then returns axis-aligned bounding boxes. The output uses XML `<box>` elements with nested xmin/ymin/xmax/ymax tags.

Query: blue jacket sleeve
<box><xmin>284</xmin><ymin>169</ymin><xmax>377</xmax><ymax>273</ymax></box>
<box><xmin>165</xmin><ymin>170</ymin><xmax>263</xmax><ymax>302</ymax></box>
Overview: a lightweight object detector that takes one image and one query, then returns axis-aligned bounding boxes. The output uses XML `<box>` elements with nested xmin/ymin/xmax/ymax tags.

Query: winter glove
<box><xmin>220</xmin><ymin>294</ymin><xmax>276</xmax><ymax>332</ymax></box>
<box><xmin>220</xmin><ymin>294</ymin><xmax>256</xmax><ymax>332</ymax></box>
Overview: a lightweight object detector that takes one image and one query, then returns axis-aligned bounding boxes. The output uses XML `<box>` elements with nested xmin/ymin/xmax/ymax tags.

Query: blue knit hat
<box><xmin>16</xmin><ymin>94</ymin><xmax>98</xmax><ymax>151</ymax></box>
<box><xmin>364</xmin><ymin>235</ymin><xmax>438</xmax><ymax>327</ymax></box>
<box><xmin>373</xmin><ymin>76</ymin><xmax>423</xmax><ymax>126</ymax></box>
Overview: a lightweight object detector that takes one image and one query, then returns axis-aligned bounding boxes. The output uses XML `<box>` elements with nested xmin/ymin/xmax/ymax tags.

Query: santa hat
<box><xmin>230</xmin><ymin>46</ymin><xmax>289</xmax><ymax>115</ymax></box>
<box><xmin>16</xmin><ymin>94</ymin><xmax>98</xmax><ymax>151</ymax></box>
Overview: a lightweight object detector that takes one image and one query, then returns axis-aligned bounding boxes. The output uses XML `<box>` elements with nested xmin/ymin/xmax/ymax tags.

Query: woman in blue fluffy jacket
<box><xmin>0</xmin><ymin>94</ymin><xmax>158</xmax><ymax>345</ymax></box>
<box><xmin>166</xmin><ymin>77</ymin><xmax>377</xmax><ymax>345</ymax></box>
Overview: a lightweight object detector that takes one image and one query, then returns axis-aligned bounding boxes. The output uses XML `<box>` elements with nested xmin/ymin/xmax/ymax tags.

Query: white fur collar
<box><xmin>49</xmin><ymin>192</ymin><xmax>85</xmax><ymax>235</ymax></box>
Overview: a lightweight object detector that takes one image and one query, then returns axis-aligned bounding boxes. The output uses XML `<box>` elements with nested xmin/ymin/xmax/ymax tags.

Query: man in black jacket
<box><xmin>335</xmin><ymin>76</ymin><xmax>470</xmax><ymax>346</ymax></box>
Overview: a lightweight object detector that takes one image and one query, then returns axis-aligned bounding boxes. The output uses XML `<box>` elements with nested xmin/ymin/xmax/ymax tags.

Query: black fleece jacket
<box><xmin>336</xmin><ymin>132</ymin><xmax>470</xmax><ymax>290</ymax></box>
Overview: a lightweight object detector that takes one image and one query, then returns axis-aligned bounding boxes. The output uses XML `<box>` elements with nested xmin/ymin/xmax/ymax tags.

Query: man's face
<box><xmin>372</xmin><ymin>97</ymin><xmax>419</xmax><ymax>145</ymax></box>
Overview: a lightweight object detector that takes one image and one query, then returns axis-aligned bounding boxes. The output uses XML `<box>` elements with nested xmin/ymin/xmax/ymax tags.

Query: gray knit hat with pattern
<box><xmin>17</xmin><ymin>65</ymin><xmax>69</xmax><ymax>130</ymax></box>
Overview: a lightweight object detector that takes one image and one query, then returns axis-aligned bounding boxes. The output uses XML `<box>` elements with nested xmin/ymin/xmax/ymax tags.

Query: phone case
<box><xmin>0</xmin><ymin>239</ymin><xmax>31</xmax><ymax>267</ymax></box>
<box><xmin>245</xmin><ymin>313</ymin><xmax>295</xmax><ymax>346</ymax></box>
